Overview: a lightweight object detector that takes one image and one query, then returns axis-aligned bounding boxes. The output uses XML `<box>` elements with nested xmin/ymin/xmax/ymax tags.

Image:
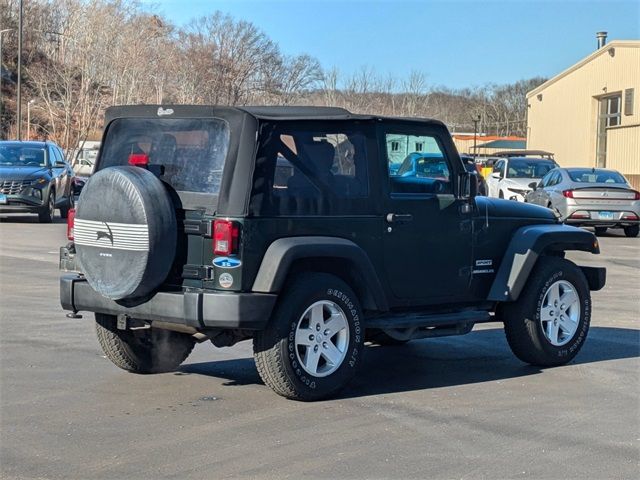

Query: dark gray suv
<box><xmin>60</xmin><ymin>105</ymin><xmax>606</xmax><ymax>400</ymax></box>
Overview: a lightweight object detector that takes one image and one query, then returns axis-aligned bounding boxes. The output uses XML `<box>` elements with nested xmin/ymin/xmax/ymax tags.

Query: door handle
<box><xmin>386</xmin><ymin>213</ymin><xmax>413</xmax><ymax>223</ymax></box>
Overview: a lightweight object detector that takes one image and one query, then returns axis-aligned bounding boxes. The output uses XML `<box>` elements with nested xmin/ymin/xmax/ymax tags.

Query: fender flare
<box><xmin>487</xmin><ymin>224</ymin><xmax>600</xmax><ymax>302</ymax></box>
<box><xmin>252</xmin><ymin>236</ymin><xmax>389</xmax><ymax>311</ymax></box>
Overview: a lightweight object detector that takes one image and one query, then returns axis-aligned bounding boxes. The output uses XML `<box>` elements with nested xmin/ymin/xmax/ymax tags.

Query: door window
<box><xmin>540</xmin><ymin>171</ymin><xmax>554</xmax><ymax>188</ymax></box>
<box><xmin>386</xmin><ymin>133</ymin><xmax>452</xmax><ymax>194</ymax></box>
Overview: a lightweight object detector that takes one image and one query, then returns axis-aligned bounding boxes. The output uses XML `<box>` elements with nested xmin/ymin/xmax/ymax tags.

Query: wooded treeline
<box><xmin>0</xmin><ymin>0</ymin><xmax>545</xmax><ymax>151</ymax></box>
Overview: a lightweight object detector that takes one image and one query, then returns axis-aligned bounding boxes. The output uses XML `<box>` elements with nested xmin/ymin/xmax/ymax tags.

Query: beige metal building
<box><xmin>526</xmin><ymin>34</ymin><xmax>640</xmax><ymax>189</ymax></box>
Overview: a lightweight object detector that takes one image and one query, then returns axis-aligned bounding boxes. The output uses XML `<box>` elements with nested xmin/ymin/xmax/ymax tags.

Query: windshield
<box><xmin>507</xmin><ymin>159</ymin><xmax>556</xmax><ymax>179</ymax></box>
<box><xmin>99</xmin><ymin>118</ymin><xmax>230</xmax><ymax>194</ymax></box>
<box><xmin>0</xmin><ymin>145</ymin><xmax>47</xmax><ymax>167</ymax></box>
<box><xmin>568</xmin><ymin>169</ymin><xmax>627</xmax><ymax>184</ymax></box>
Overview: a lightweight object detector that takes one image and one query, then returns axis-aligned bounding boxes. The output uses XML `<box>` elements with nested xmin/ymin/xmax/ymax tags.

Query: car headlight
<box><xmin>508</xmin><ymin>188</ymin><xmax>529</xmax><ymax>196</ymax></box>
<box><xmin>32</xmin><ymin>178</ymin><xmax>47</xmax><ymax>186</ymax></box>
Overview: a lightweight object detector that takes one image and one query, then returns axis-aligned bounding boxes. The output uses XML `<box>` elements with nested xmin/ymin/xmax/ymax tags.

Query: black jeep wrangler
<box><xmin>60</xmin><ymin>105</ymin><xmax>606</xmax><ymax>400</ymax></box>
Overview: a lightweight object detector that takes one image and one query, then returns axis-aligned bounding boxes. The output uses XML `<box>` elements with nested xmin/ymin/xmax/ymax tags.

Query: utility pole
<box><xmin>472</xmin><ymin>114</ymin><xmax>481</xmax><ymax>157</ymax></box>
<box><xmin>17</xmin><ymin>0</ymin><xmax>23</xmax><ymax>140</ymax></box>
<box><xmin>0</xmin><ymin>28</ymin><xmax>13</xmax><ymax>139</ymax></box>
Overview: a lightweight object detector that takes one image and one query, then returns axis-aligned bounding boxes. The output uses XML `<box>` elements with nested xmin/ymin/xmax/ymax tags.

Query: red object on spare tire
<box><xmin>73</xmin><ymin>166</ymin><xmax>177</xmax><ymax>301</ymax></box>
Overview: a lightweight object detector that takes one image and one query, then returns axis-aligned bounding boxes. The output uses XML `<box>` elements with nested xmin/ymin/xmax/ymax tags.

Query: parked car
<box><xmin>487</xmin><ymin>156</ymin><xmax>558</xmax><ymax>201</ymax></box>
<box><xmin>60</xmin><ymin>105</ymin><xmax>604</xmax><ymax>401</ymax></box>
<box><xmin>70</xmin><ymin>141</ymin><xmax>100</xmax><ymax>195</ymax></box>
<box><xmin>0</xmin><ymin>141</ymin><xmax>75</xmax><ymax>222</ymax></box>
<box><xmin>525</xmin><ymin>167</ymin><xmax>640</xmax><ymax>237</ymax></box>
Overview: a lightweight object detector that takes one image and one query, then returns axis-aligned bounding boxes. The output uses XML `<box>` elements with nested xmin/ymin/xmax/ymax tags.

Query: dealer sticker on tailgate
<box><xmin>599</xmin><ymin>211</ymin><xmax>614</xmax><ymax>220</ymax></box>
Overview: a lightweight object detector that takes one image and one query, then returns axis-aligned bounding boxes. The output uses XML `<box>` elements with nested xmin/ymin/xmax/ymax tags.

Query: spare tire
<box><xmin>74</xmin><ymin>166</ymin><xmax>176</xmax><ymax>301</ymax></box>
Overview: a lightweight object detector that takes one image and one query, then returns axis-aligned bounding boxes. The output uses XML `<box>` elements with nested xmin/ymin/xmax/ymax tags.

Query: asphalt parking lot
<box><xmin>1</xmin><ymin>214</ymin><xmax>638</xmax><ymax>480</ymax></box>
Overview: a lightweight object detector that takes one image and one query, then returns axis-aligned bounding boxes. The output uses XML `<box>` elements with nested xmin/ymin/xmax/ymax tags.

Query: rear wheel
<box><xmin>594</xmin><ymin>227</ymin><xmax>607</xmax><ymax>236</ymax></box>
<box><xmin>623</xmin><ymin>225</ymin><xmax>639</xmax><ymax>238</ymax></box>
<box><xmin>95</xmin><ymin>313</ymin><xmax>195</xmax><ymax>373</ymax></box>
<box><xmin>38</xmin><ymin>190</ymin><xmax>55</xmax><ymax>223</ymax></box>
<box><xmin>253</xmin><ymin>273</ymin><xmax>364</xmax><ymax>401</ymax></box>
<box><xmin>503</xmin><ymin>257</ymin><xmax>590</xmax><ymax>367</ymax></box>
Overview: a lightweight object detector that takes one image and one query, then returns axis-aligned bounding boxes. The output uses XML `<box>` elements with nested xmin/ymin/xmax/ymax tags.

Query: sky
<box><xmin>142</xmin><ymin>0</ymin><xmax>640</xmax><ymax>89</ymax></box>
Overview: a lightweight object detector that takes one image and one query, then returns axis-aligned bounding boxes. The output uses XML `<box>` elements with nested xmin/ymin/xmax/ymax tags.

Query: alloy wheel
<box><xmin>294</xmin><ymin>300</ymin><xmax>349</xmax><ymax>377</ymax></box>
<box><xmin>539</xmin><ymin>280</ymin><xmax>580</xmax><ymax>346</ymax></box>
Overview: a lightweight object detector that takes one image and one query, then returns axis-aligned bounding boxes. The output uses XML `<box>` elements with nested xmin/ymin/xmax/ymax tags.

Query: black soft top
<box><xmin>104</xmin><ymin>104</ymin><xmax>446</xmax><ymax>126</ymax></box>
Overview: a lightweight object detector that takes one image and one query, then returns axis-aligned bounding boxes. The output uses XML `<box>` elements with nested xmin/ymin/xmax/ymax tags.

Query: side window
<box><xmin>53</xmin><ymin>147</ymin><xmax>64</xmax><ymax>166</ymax></box>
<box><xmin>250</xmin><ymin>122</ymin><xmax>370</xmax><ymax>216</ymax></box>
<box><xmin>385</xmin><ymin>132</ymin><xmax>452</xmax><ymax>195</ymax></box>
<box><xmin>493</xmin><ymin>160</ymin><xmax>504</xmax><ymax>175</ymax></box>
<box><xmin>540</xmin><ymin>171</ymin><xmax>554</xmax><ymax>187</ymax></box>
<box><xmin>47</xmin><ymin>146</ymin><xmax>57</xmax><ymax>167</ymax></box>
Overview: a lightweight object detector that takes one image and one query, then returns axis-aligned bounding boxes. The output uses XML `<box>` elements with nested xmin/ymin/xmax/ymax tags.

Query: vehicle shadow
<box><xmin>0</xmin><ymin>213</ymin><xmax>66</xmax><ymax>223</ymax></box>
<box><xmin>178</xmin><ymin>326</ymin><xmax>639</xmax><ymax>399</ymax></box>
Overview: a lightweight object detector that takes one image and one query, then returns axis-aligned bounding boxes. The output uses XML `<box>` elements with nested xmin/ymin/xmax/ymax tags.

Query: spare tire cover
<box><xmin>74</xmin><ymin>166</ymin><xmax>177</xmax><ymax>300</ymax></box>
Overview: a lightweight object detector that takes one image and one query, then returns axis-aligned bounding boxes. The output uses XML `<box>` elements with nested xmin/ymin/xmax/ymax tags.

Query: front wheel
<box><xmin>623</xmin><ymin>225</ymin><xmax>639</xmax><ymax>238</ymax></box>
<box><xmin>253</xmin><ymin>273</ymin><xmax>364</xmax><ymax>401</ymax></box>
<box><xmin>38</xmin><ymin>190</ymin><xmax>55</xmax><ymax>223</ymax></box>
<box><xmin>502</xmin><ymin>257</ymin><xmax>590</xmax><ymax>367</ymax></box>
<box><xmin>95</xmin><ymin>314</ymin><xmax>195</xmax><ymax>373</ymax></box>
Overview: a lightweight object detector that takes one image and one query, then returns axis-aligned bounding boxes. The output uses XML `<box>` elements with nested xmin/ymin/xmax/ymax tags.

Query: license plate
<box><xmin>0</xmin><ymin>193</ymin><xmax>6</xmax><ymax>204</ymax></box>
<box><xmin>599</xmin><ymin>211</ymin><xmax>614</xmax><ymax>220</ymax></box>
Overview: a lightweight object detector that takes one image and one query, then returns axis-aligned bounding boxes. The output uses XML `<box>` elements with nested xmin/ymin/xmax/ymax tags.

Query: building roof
<box><xmin>476</xmin><ymin>139</ymin><xmax>527</xmax><ymax>149</ymax></box>
<box><xmin>527</xmin><ymin>40</ymin><xmax>640</xmax><ymax>98</ymax></box>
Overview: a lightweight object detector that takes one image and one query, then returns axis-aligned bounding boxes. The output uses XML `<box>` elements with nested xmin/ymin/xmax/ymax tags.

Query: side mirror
<box><xmin>528</xmin><ymin>182</ymin><xmax>538</xmax><ymax>190</ymax></box>
<box><xmin>491</xmin><ymin>172</ymin><xmax>501</xmax><ymax>179</ymax></box>
<box><xmin>459</xmin><ymin>171</ymin><xmax>477</xmax><ymax>199</ymax></box>
<box><xmin>55</xmin><ymin>161</ymin><xmax>67</xmax><ymax>168</ymax></box>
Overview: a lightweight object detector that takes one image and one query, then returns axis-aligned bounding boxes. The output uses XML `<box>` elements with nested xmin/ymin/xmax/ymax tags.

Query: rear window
<box><xmin>507</xmin><ymin>159</ymin><xmax>556</xmax><ymax>179</ymax></box>
<box><xmin>99</xmin><ymin>118</ymin><xmax>230</xmax><ymax>194</ymax></box>
<box><xmin>568</xmin><ymin>169</ymin><xmax>627</xmax><ymax>184</ymax></box>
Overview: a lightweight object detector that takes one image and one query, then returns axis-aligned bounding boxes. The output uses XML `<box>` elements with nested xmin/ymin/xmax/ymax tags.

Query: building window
<box><xmin>415</xmin><ymin>142</ymin><xmax>423</xmax><ymax>151</ymax></box>
<box><xmin>596</xmin><ymin>94</ymin><xmax>622</xmax><ymax>167</ymax></box>
<box><xmin>391</xmin><ymin>141</ymin><xmax>400</xmax><ymax>152</ymax></box>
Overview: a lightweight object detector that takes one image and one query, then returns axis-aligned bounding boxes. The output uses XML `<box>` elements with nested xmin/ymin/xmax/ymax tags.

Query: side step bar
<box><xmin>366</xmin><ymin>310</ymin><xmax>493</xmax><ymax>330</ymax></box>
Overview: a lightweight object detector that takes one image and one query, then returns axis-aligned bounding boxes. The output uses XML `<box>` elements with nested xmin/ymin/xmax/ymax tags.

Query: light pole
<box><xmin>17</xmin><ymin>0</ymin><xmax>24</xmax><ymax>140</ymax></box>
<box><xmin>27</xmin><ymin>99</ymin><xmax>35</xmax><ymax>139</ymax></box>
<box><xmin>472</xmin><ymin>114</ymin><xmax>481</xmax><ymax>157</ymax></box>
<box><xmin>0</xmin><ymin>28</ymin><xmax>13</xmax><ymax>139</ymax></box>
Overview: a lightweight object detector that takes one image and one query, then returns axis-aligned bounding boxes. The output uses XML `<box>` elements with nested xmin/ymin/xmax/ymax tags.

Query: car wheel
<box><xmin>253</xmin><ymin>273</ymin><xmax>364</xmax><ymax>400</ymax></box>
<box><xmin>502</xmin><ymin>256</ymin><xmax>590</xmax><ymax>367</ymax></box>
<box><xmin>95</xmin><ymin>313</ymin><xmax>195</xmax><ymax>374</ymax></box>
<box><xmin>623</xmin><ymin>225</ymin><xmax>639</xmax><ymax>238</ymax></box>
<box><xmin>38</xmin><ymin>190</ymin><xmax>55</xmax><ymax>223</ymax></box>
<box><xmin>594</xmin><ymin>227</ymin><xmax>607</xmax><ymax>236</ymax></box>
<box><xmin>60</xmin><ymin>194</ymin><xmax>74</xmax><ymax>219</ymax></box>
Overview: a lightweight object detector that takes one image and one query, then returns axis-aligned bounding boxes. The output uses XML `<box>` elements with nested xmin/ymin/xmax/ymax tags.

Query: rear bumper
<box><xmin>60</xmin><ymin>274</ymin><xmax>277</xmax><ymax>330</ymax></box>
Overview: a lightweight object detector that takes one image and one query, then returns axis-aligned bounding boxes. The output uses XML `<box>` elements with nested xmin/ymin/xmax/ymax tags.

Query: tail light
<box><xmin>67</xmin><ymin>208</ymin><xmax>75</xmax><ymax>240</ymax></box>
<box><xmin>621</xmin><ymin>212</ymin><xmax>639</xmax><ymax>220</ymax></box>
<box><xmin>632</xmin><ymin>190</ymin><xmax>640</xmax><ymax>200</ymax></box>
<box><xmin>563</xmin><ymin>190</ymin><xmax>574</xmax><ymax>198</ymax></box>
<box><xmin>128</xmin><ymin>153</ymin><xmax>149</xmax><ymax>167</ymax></box>
<box><xmin>213</xmin><ymin>219</ymin><xmax>239</xmax><ymax>255</ymax></box>
<box><xmin>569</xmin><ymin>211</ymin><xmax>590</xmax><ymax>219</ymax></box>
